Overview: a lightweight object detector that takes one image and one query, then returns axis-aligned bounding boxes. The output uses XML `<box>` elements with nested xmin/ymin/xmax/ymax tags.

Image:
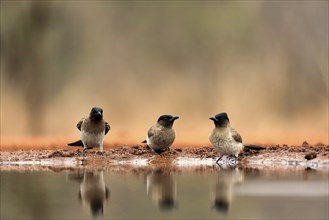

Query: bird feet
<box><xmin>216</xmin><ymin>155</ymin><xmax>238</xmax><ymax>167</ymax></box>
<box><xmin>154</xmin><ymin>147</ymin><xmax>170</xmax><ymax>155</ymax></box>
<box><xmin>96</xmin><ymin>151</ymin><xmax>105</xmax><ymax>156</ymax></box>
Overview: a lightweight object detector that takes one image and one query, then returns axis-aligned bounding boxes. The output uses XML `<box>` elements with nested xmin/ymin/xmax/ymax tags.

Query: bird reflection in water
<box><xmin>212</xmin><ymin>166</ymin><xmax>243</xmax><ymax>214</ymax></box>
<box><xmin>146</xmin><ymin>168</ymin><xmax>177</xmax><ymax>211</ymax></box>
<box><xmin>69</xmin><ymin>170</ymin><xmax>109</xmax><ymax>218</ymax></box>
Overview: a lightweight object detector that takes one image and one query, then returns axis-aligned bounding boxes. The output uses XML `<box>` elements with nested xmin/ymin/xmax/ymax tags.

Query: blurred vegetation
<box><xmin>1</xmin><ymin>2</ymin><xmax>81</xmax><ymax>134</ymax></box>
<box><xmin>1</xmin><ymin>1</ymin><xmax>328</xmax><ymax>144</ymax></box>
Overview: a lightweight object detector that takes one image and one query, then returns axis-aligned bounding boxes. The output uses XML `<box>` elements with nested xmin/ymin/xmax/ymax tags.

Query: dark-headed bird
<box><xmin>209</xmin><ymin>112</ymin><xmax>265</xmax><ymax>164</ymax></box>
<box><xmin>209</xmin><ymin>113</ymin><xmax>243</xmax><ymax>164</ymax></box>
<box><xmin>68</xmin><ymin>107</ymin><xmax>110</xmax><ymax>152</ymax></box>
<box><xmin>142</xmin><ymin>115</ymin><xmax>179</xmax><ymax>153</ymax></box>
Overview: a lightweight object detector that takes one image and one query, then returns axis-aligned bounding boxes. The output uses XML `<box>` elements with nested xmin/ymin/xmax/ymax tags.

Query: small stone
<box><xmin>96</xmin><ymin>151</ymin><xmax>104</xmax><ymax>155</ymax></box>
<box><xmin>302</xmin><ymin>141</ymin><xmax>309</xmax><ymax>148</ymax></box>
<box><xmin>305</xmin><ymin>152</ymin><xmax>317</xmax><ymax>160</ymax></box>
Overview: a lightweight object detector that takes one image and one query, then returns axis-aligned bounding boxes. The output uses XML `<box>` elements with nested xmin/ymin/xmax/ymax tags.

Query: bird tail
<box><xmin>244</xmin><ymin>144</ymin><xmax>266</xmax><ymax>150</ymax></box>
<box><xmin>67</xmin><ymin>140</ymin><xmax>84</xmax><ymax>147</ymax></box>
<box><xmin>141</xmin><ymin>140</ymin><xmax>147</xmax><ymax>143</ymax></box>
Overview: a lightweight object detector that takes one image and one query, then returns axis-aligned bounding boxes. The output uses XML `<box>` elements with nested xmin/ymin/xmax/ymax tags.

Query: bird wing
<box><xmin>231</xmin><ymin>128</ymin><xmax>243</xmax><ymax>143</ymax></box>
<box><xmin>76</xmin><ymin>119</ymin><xmax>83</xmax><ymax>131</ymax></box>
<box><xmin>105</xmin><ymin>122</ymin><xmax>111</xmax><ymax>135</ymax></box>
<box><xmin>147</xmin><ymin>126</ymin><xmax>156</xmax><ymax>139</ymax></box>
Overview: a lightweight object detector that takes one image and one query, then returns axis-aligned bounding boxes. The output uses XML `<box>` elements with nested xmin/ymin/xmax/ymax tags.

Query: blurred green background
<box><xmin>1</xmin><ymin>1</ymin><xmax>328</xmax><ymax>146</ymax></box>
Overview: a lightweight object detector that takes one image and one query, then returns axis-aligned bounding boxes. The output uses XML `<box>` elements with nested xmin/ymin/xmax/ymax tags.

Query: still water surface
<box><xmin>1</xmin><ymin>165</ymin><xmax>328</xmax><ymax>219</ymax></box>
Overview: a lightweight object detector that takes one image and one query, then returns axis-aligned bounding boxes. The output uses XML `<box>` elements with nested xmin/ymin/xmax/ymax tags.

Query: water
<box><xmin>1</xmin><ymin>165</ymin><xmax>328</xmax><ymax>220</ymax></box>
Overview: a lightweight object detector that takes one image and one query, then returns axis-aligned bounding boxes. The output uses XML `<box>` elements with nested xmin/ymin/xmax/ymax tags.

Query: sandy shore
<box><xmin>1</xmin><ymin>141</ymin><xmax>328</xmax><ymax>171</ymax></box>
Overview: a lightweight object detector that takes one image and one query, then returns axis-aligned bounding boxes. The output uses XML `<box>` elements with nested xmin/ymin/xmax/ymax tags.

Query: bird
<box><xmin>209</xmin><ymin>112</ymin><xmax>265</xmax><ymax>165</ymax></box>
<box><xmin>67</xmin><ymin>107</ymin><xmax>110</xmax><ymax>152</ymax></box>
<box><xmin>209</xmin><ymin>112</ymin><xmax>244</xmax><ymax>164</ymax></box>
<box><xmin>142</xmin><ymin>115</ymin><xmax>179</xmax><ymax>153</ymax></box>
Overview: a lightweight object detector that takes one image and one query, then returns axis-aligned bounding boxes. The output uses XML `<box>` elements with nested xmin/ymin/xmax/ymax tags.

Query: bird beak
<box><xmin>209</xmin><ymin>117</ymin><xmax>216</xmax><ymax>121</ymax></box>
<box><xmin>91</xmin><ymin>111</ymin><xmax>102</xmax><ymax>120</ymax></box>
<box><xmin>172</xmin><ymin>116</ymin><xmax>179</xmax><ymax>121</ymax></box>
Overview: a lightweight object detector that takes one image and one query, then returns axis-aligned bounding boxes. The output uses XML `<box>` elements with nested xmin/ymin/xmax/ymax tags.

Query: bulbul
<box><xmin>209</xmin><ymin>112</ymin><xmax>265</xmax><ymax>164</ymax></box>
<box><xmin>68</xmin><ymin>107</ymin><xmax>110</xmax><ymax>152</ymax></box>
<box><xmin>142</xmin><ymin>115</ymin><xmax>179</xmax><ymax>153</ymax></box>
<box><xmin>209</xmin><ymin>113</ymin><xmax>243</xmax><ymax>164</ymax></box>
